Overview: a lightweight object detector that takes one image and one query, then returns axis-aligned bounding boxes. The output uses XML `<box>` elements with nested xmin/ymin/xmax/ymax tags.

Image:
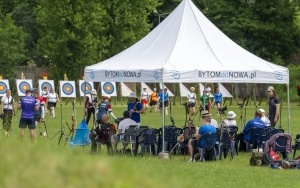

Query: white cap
<box><xmin>259</xmin><ymin>109</ymin><xmax>265</xmax><ymax>113</ymax></box>
<box><xmin>206</xmin><ymin>87</ymin><xmax>211</xmax><ymax>92</ymax></box>
<box><xmin>90</xmin><ymin>89</ymin><xmax>97</xmax><ymax>95</ymax></box>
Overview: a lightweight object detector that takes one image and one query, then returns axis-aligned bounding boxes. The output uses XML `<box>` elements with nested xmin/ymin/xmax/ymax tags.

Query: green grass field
<box><xmin>1</xmin><ymin>101</ymin><xmax>300</xmax><ymax>188</ymax></box>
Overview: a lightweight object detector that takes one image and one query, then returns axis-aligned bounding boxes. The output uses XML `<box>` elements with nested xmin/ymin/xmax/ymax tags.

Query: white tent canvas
<box><xmin>219</xmin><ymin>83</ymin><xmax>233</xmax><ymax>98</ymax></box>
<box><xmin>121</xmin><ymin>82</ymin><xmax>133</xmax><ymax>97</ymax></box>
<box><xmin>84</xmin><ymin>0</ymin><xmax>288</xmax><ymax>84</ymax></box>
<box><xmin>141</xmin><ymin>82</ymin><xmax>153</xmax><ymax>95</ymax></box>
<box><xmin>179</xmin><ymin>83</ymin><xmax>190</xmax><ymax>97</ymax></box>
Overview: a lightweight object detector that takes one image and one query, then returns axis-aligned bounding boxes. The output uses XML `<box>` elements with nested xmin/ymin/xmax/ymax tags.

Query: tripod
<box><xmin>237</xmin><ymin>104</ymin><xmax>246</xmax><ymax>131</ymax></box>
<box><xmin>50</xmin><ymin>102</ymin><xmax>64</xmax><ymax>145</ymax></box>
<box><xmin>38</xmin><ymin>120</ymin><xmax>49</xmax><ymax>137</ymax></box>
<box><xmin>169</xmin><ymin>101</ymin><xmax>175</xmax><ymax>126</ymax></box>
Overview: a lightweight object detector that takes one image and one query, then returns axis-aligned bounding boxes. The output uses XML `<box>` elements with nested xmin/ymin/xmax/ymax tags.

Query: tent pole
<box><xmin>287</xmin><ymin>84</ymin><xmax>290</xmax><ymax>133</ymax></box>
<box><xmin>83</xmin><ymin>81</ymin><xmax>86</xmax><ymax>119</ymax></box>
<box><xmin>162</xmin><ymin>80</ymin><xmax>165</xmax><ymax>154</ymax></box>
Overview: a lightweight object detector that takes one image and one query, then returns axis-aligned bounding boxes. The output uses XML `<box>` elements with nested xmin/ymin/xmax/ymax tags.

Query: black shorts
<box><xmin>48</xmin><ymin>102</ymin><xmax>57</xmax><ymax>108</ymax></box>
<box><xmin>187</xmin><ymin>102</ymin><xmax>196</xmax><ymax>107</ymax></box>
<box><xmin>159</xmin><ymin>101</ymin><xmax>169</xmax><ymax>108</ymax></box>
<box><xmin>150</xmin><ymin>100</ymin><xmax>157</xmax><ymax>106</ymax></box>
<box><xmin>19</xmin><ymin>118</ymin><xmax>36</xmax><ymax>129</ymax></box>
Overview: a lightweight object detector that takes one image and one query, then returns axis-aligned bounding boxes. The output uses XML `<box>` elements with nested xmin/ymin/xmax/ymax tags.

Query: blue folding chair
<box><xmin>193</xmin><ymin>132</ymin><xmax>217</xmax><ymax>162</ymax></box>
<box><xmin>70</xmin><ymin>119</ymin><xmax>91</xmax><ymax>148</ymax></box>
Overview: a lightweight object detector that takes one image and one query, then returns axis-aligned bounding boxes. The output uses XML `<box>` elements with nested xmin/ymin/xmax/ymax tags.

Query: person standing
<box><xmin>47</xmin><ymin>89</ymin><xmax>60</xmax><ymax>118</ymax></box>
<box><xmin>149</xmin><ymin>88</ymin><xmax>158</xmax><ymax>113</ymax></box>
<box><xmin>266</xmin><ymin>86</ymin><xmax>280</xmax><ymax>127</ymax></box>
<box><xmin>96</xmin><ymin>95</ymin><xmax>117</xmax><ymax>125</ymax></box>
<box><xmin>17</xmin><ymin>89</ymin><xmax>39</xmax><ymax>142</ymax></box>
<box><xmin>187</xmin><ymin>87</ymin><xmax>196</xmax><ymax>121</ymax></box>
<box><xmin>41</xmin><ymin>86</ymin><xmax>49</xmax><ymax>114</ymax></box>
<box><xmin>1</xmin><ymin>89</ymin><xmax>16</xmax><ymax>135</ymax></box>
<box><xmin>158</xmin><ymin>88</ymin><xmax>169</xmax><ymax>116</ymax></box>
<box><xmin>213</xmin><ymin>87</ymin><xmax>223</xmax><ymax>115</ymax></box>
<box><xmin>141</xmin><ymin>87</ymin><xmax>149</xmax><ymax>112</ymax></box>
<box><xmin>128</xmin><ymin>92</ymin><xmax>144</xmax><ymax>126</ymax></box>
<box><xmin>85</xmin><ymin>89</ymin><xmax>97</xmax><ymax>125</ymax></box>
<box><xmin>32</xmin><ymin>89</ymin><xmax>43</xmax><ymax>127</ymax></box>
<box><xmin>200</xmin><ymin>87</ymin><xmax>211</xmax><ymax>113</ymax></box>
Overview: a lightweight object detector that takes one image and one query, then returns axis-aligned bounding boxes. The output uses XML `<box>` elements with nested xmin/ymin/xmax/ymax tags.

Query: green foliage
<box><xmin>0</xmin><ymin>13</ymin><xmax>27</xmax><ymax>79</ymax></box>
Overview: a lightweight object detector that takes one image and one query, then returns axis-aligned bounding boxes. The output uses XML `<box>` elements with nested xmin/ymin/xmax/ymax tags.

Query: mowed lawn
<box><xmin>1</xmin><ymin>100</ymin><xmax>300</xmax><ymax>188</ymax></box>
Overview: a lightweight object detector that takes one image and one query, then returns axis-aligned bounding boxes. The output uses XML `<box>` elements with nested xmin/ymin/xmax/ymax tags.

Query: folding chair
<box><xmin>97</xmin><ymin>123</ymin><xmax>116</xmax><ymax>155</ymax></box>
<box><xmin>158</xmin><ymin>126</ymin><xmax>181</xmax><ymax>153</ymax></box>
<box><xmin>69</xmin><ymin>119</ymin><xmax>91</xmax><ymax>149</ymax></box>
<box><xmin>245</xmin><ymin>127</ymin><xmax>264</xmax><ymax>151</ymax></box>
<box><xmin>137</xmin><ymin>128</ymin><xmax>158</xmax><ymax>157</ymax></box>
<box><xmin>193</xmin><ymin>132</ymin><xmax>217</xmax><ymax>162</ymax></box>
<box><xmin>120</xmin><ymin>125</ymin><xmax>138</xmax><ymax>155</ymax></box>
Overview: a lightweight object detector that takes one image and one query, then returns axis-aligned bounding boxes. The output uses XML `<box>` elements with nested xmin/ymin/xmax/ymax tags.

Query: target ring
<box><xmin>62</xmin><ymin>83</ymin><xmax>74</xmax><ymax>95</ymax></box>
<box><xmin>41</xmin><ymin>82</ymin><xmax>53</xmax><ymax>92</ymax></box>
<box><xmin>0</xmin><ymin>81</ymin><xmax>8</xmax><ymax>95</ymax></box>
<box><xmin>19</xmin><ymin>81</ymin><xmax>31</xmax><ymax>94</ymax></box>
<box><xmin>81</xmin><ymin>82</ymin><xmax>92</xmax><ymax>94</ymax></box>
<box><xmin>103</xmin><ymin>82</ymin><xmax>114</xmax><ymax>94</ymax></box>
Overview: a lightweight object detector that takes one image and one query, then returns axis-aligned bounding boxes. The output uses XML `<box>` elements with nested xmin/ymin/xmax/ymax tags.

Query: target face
<box><xmin>0</xmin><ymin>81</ymin><xmax>8</xmax><ymax>95</ymax></box>
<box><xmin>19</xmin><ymin>81</ymin><xmax>31</xmax><ymax>94</ymax></box>
<box><xmin>81</xmin><ymin>82</ymin><xmax>92</xmax><ymax>95</ymax></box>
<box><xmin>41</xmin><ymin>82</ymin><xmax>53</xmax><ymax>92</ymax></box>
<box><xmin>62</xmin><ymin>83</ymin><xmax>74</xmax><ymax>95</ymax></box>
<box><xmin>102</xmin><ymin>82</ymin><xmax>114</xmax><ymax>94</ymax></box>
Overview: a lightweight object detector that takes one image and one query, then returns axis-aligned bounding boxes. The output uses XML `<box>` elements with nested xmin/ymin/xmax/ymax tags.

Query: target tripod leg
<box><xmin>43</xmin><ymin>121</ymin><xmax>49</xmax><ymax>138</ymax></box>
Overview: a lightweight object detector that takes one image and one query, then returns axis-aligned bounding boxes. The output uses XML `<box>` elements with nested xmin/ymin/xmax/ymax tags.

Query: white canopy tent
<box><xmin>85</xmin><ymin>0</ymin><xmax>290</xmax><ymax>134</ymax></box>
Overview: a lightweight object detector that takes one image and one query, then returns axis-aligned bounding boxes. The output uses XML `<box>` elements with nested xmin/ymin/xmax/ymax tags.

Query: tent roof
<box><xmin>85</xmin><ymin>0</ymin><xmax>288</xmax><ymax>84</ymax></box>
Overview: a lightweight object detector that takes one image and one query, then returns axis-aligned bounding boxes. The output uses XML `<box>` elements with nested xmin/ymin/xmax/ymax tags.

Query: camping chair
<box><xmin>120</xmin><ymin>125</ymin><xmax>138</xmax><ymax>155</ymax></box>
<box><xmin>265</xmin><ymin>133</ymin><xmax>292</xmax><ymax>160</ymax></box>
<box><xmin>193</xmin><ymin>132</ymin><xmax>217</xmax><ymax>162</ymax></box>
<box><xmin>158</xmin><ymin>126</ymin><xmax>181</xmax><ymax>153</ymax></box>
<box><xmin>69</xmin><ymin>119</ymin><xmax>91</xmax><ymax>149</ymax></box>
<box><xmin>136</xmin><ymin>128</ymin><xmax>158</xmax><ymax>157</ymax></box>
<box><xmin>97</xmin><ymin>123</ymin><xmax>116</xmax><ymax>155</ymax></box>
<box><xmin>180</xmin><ymin>126</ymin><xmax>196</xmax><ymax>159</ymax></box>
<box><xmin>218</xmin><ymin>127</ymin><xmax>238</xmax><ymax>160</ymax></box>
<box><xmin>260</xmin><ymin>128</ymin><xmax>282</xmax><ymax>151</ymax></box>
<box><xmin>293</xmin><ymin>134</ymin><xmax>300</xmax><ymax>158</ymax></box>
<box><xmin>245</xmin><ymin>127</ymin><xmax>265</xmax><ymax>151</ymax></box>
<box><xmin>134</xmin><ymin>126</ymin><xmax>149</xmax><ymax>155</ymax></box>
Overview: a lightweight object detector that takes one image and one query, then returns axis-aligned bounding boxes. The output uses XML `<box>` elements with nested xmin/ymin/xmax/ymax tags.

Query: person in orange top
<box><xmin>149</xmin><ymin>88</ymin><xmax>158</xmax><ymax>113</ymax></box>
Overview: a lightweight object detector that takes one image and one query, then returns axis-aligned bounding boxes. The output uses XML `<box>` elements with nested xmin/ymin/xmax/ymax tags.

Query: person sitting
<box><xmin>90</xmin><ymin>114</ymin><xmax>116</xmax><ymax>154</ymax></box>
<box><xmin>242</xmin><ymin>110</ymin><xmax>266</xmax><ymax>143</ymax></box>
<box><xmin>220</xmin><ymin>111</ymin><xmax>237</xmax><ymax>128</ymax></box>
<box><xmin>202</xmin><ymin>110</ymin><xmax>218</xmax><ymax>128</ymax></box>
<box><xmin>112</xmin><ymin>111</ymin><xmax>137</xmax><ymax>152</ymax></box>
<box><xmin>258</xmin><ymin>109</ymin><xmax>271</xmax><ymax>127</ymax></box>
<box><xmin>187</xmin><ymin>116</ymin><xmax>216</xmax><ymax>162</ymax></box>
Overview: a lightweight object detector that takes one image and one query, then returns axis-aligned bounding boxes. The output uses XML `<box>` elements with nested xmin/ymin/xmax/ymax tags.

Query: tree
<box><xmin>0</xmin><ymin>13</ymin><xmax>27</xmax><ymax>79</ymax></box>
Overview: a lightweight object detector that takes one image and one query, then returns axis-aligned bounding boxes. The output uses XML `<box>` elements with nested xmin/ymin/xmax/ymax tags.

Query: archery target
<box><xmin>79</xmin><ymin>80</ymin><xmax>94</xmax><ymax>96</ymax></box>
<box><xmin>59</xmin><ymin>81</ymin><xmax>76</xmax><ymax>98</ymax></box>
<box><xmin>16</xmin><ymin>79</ymin><xmax>32</xmax><ymax>96</ymax></box>
<box><xmin>0</xmin><ymin>80</ymin><xmax>9</xmax><ymax>97</ymax></box>
<box><xmin>38</xmin><ymin>80</ymin><xmax>54</xmax><ymax>95</ymax></box>
<box><xmin>101</xmin><ymin>82</ymin><xmax>117</xmax><ymax>96</ymax></box>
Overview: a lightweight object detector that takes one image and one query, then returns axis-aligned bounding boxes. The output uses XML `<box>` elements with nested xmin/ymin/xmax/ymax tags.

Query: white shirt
<box><xmin>1</xmin><ymin>96</ymin><xmax>14</xmax><ymax>110</ymax></box>
<box><xmin>187</xmin><ymin>92</ymin><xmax>196</xmax><ymax>103</ymax></box>
<box><xmin>261</xmin><ymin>116</ymin><xmax>271</xmax><ymax>127</ymax></box>
<box><xmin>118</xmin><ymin>118</ymin><xmax>138</xmax><ymax>134</ymax></box>
<box><xmin>210</xmin><ymin>118</ymin><xmax>219</xmax><ymax>128</ymax></box>
<box><xmin>221</xmin><ymin>119</ymin><xmax>237</xmax><ymax>128</ymax></box>
<box><xmin>47</xmin><ymin>93</ymin><xmax>58</xmax><ymax>103</ymax></box>
<box><xmin>141</xmin><ymin>91</ymin><xmax>148</xmax><ymax>100</ymax></box>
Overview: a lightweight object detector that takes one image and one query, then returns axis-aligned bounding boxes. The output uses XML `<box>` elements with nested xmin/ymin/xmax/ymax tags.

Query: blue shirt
<box><xmin>242</xmin><ymin>117</ymin><xmax>266</xmax><ymax>142</ymax></box>
<box><xmin>198</xmin><ymin>124</ymin><xmax>216</xmax><ymax>147</ymax></box>
<box><xmin>128</xmin><ymin>102</ymin><xmax>143</xmax><ymax>123</ymax></box>
<box><xmin>214</xmin><ymin>92</ymin><xmax>222</xmax><ymax>103</ymax></box>
<box><xmin>158</xmin><ymin>91</ymin><xmax>169</xmax><ymax>102</ymax></box>
<box><xmin>19</xmin><ymin>96</ymin><xmax>37</xmax><ymax>119</ymax></box>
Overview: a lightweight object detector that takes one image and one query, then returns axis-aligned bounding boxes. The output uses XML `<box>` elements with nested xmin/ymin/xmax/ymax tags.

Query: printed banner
<box><xmin>0</xmin><ymin>80</ymin><xmax>9</xmax><ymax>97</ymax></box>
<box><xmin>16</xmin><ymin>79</ymin><xmax>33</xmax><ymax>97</ymax></box>
<box><xmin>179</xmin><ymin>83</ymin><xmax>190</xmax><ymax>97</ymax></box>
<box><xmin>38</xmin><ymin>80</ymin><xmax>54</xmax><ymax>96</ymax></box>
<box><xmin>79</xmin><ymin>80</ymin><xmax>94</xmax><ymax>96</ymax></box>
<box><xmin>59</xmin><ymin>81</ymin><xmax>76</xmax><ymax>98</ymax></box>
<box><xmin>101</xmin><ymin>82</ymin><xmax>117</xmax><ymax>97</ymax></box>
<box><xmin>121</xmin><ymin>82</ymin><xmax>132</xmax><ymax>97</ymax></box>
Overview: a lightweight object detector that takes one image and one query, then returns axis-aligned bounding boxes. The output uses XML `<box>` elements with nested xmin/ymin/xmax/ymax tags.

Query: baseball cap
<box><xmin>259</xmin><ymin>109</ymin><xmax>265</xmax><ymax>114</ymax></box>
<box><xmin>206</xmin><ymin>87</ymin><xmax>211</xmax><ymax>92</ymax></box>
<box><xmin>267</xmin><ymin>86</ymin><xmax>275</xmax><ymax>92</ymax></box>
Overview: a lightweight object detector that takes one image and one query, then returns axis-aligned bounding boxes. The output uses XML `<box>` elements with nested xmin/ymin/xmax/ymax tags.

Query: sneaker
<box><xmin>187</xmin><ymin>158</ymin><xmax>194</xmax><ymax>163</ymax></box>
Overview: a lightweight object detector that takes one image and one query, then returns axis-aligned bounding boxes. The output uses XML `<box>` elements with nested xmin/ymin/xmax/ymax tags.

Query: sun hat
<box><xmin>90</xmin><ymin>89</ymin><xmax>97</xmax><ymax>95</ymax></box>
<box><xmin>258</xmin><ymin>109</ymin><xmax>265</xmax><ymax>114</ymax></box>
<box><xmin>129</xmin><ymin>92</ymin><xmax>138</xmax><ymax>100</ymax></box>
<box><xmin>267</xmin><ymin>86</ymin><xmax>275</xmax><ymax>92</ymax></box>
<box><xmin>202</xmin><ymin>110</ymin><xmax>211</xmax><ymax>117</ymax></box>
<box><xmin>190</xmin><ymin>87</ymin><xmax>195</xmax><ymax>91</ymax></box>
<box><xmin>206</xmin><ymin>87</ymin><xmax>211</xmax><ymax>92</ymax></box>
<box><xmin>227</xmin><ymin>111</ymin><xmax>236</xmax><ymax>119</ymax></box>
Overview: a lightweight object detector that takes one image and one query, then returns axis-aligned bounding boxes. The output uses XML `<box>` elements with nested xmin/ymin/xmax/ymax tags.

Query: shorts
<box><xmin>48</xmin><ymin>102</ymin><xmax>57</xmax><ymax>108</ymax></box>
<box><xmin>150</xmin><ymin>100</ymin><xmax>157</xmax><ymax>106</ymax></box>
<box><xmin>141</xmin><ymin>99</ymin><xmax>148</xmax><ymax>105</ymax></box>
<box><xmin>19</xmin><ymin>118</ymin><xmax>36</xmax><ymax>129</ymax></box>
<box><xmin>187</xmin><ymin>102</ymin><xmax>196</xmax><ymax>108</ymax></box>
<box><xmin>159</xmin><ymin>101</ymin><xmax>169</xmax><ymax>108</ymax></box>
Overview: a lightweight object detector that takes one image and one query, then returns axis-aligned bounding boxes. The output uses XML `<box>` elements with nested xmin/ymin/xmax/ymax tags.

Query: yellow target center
<box><xmin>66</xmin><ymin>87</ymin><xmax>70</xmax><ymax>92</ymax></box>
<box><xmin>22</xmin><ymin>85</ymin><xmax>28</xmax><ymax>90</ymax></box>
<box><xmin>0</xmin><ymin>86</ymin><xmax>3</xmax><ymax>90</ymax></box>
<box><xmin>106</xmin><ymin>86</ymin><xmax>111</xmax><ymax>91</ymax></box>
<box><xmin>85</xmin><ymin>86</ymin><xmax>89</xmax><ymax>91</ymax></box>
